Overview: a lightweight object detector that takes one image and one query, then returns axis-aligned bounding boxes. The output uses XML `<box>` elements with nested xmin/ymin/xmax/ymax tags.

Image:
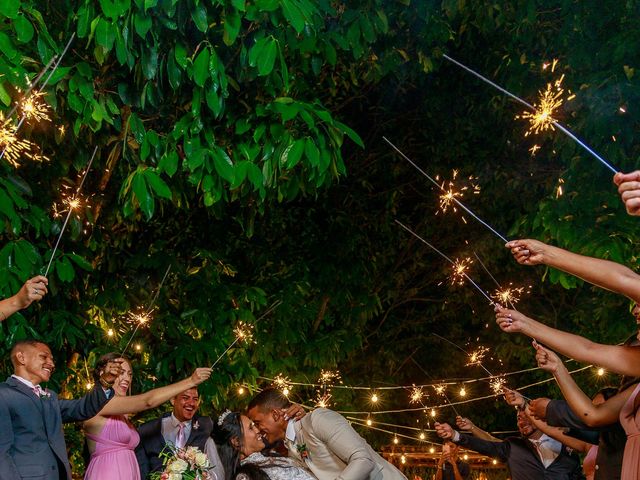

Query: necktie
<box><xmin>32</xmin><ymin>384</ymin><xmax>46</xmax><ymax>398</ymax></box>
<box><xmin>176</xmin><ymin>422</ymin><xmax>186</xmax><ymax>449</ymax></box>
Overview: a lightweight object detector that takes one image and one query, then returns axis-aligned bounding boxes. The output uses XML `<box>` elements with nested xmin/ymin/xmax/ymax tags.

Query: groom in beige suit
<box><xmin>247</xmin><ymin>389</ymin><xmax>407</xmax><ymax>480</ymax></box>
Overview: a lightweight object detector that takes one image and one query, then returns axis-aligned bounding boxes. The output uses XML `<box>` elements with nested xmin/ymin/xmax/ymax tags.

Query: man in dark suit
<box><xmin>0</xmin><ymin>338</ymin><xmax>119</xmax><ymax>480</ymax></box>
<box><xmin>136</xmin><ymin>387</ymin><xmax>224</xmax><ymax>480</ymax></box>
<box><xmin>435</xmin><ymin>411</ymin><xmax>584</xmax><ymax>480</ymax></box>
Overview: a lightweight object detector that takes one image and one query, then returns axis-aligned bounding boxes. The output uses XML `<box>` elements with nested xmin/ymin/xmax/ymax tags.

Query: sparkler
<box><xmin>431</xmin><ymin>383</ymin><xmax>460</xmax><ymax>416</ymax></box>
<box><xmin>120</xmin><ymin>264</ymin><xmax>173</xmax><ymax>356</ymax></box>
<box><xmin>209</xmin><ymin>300</ymin><xmax>281</xmax><ymax>370</ymax></box>
<box><xmin>315</xmin><ymin>369</ymin><xmax>341</xmax><ymax>408</ymax></box>
<box><xmin>409</xmin><ymin>385</ymin><xmax>425</xmax><ymax>404</ymax></box>
<box><xmin>0</xmin><ymin>116</ymin><xmax>43</xmax><ymax>167</ymax></box>
<box><xmin>436</xmin><ymin>170</ymin><xmax>480</xmax><ymax>220</ymax></box>
<box><xmin>395</xmin><ymin>220</ymin><xmax>494</xmax><ymax>304</ymax></box>
<box><xmin>441</xmin><ymin>54</ymin><xmax>618</xmax><ymax>174</ymax></box>
<box><xmin>385</xmin><ymin>138</ymin><xmax>509</xmax><ymax>243</ymax></box>
<box><xmin>472</xmin><ymin>251</ymin><xmax>530</xmax><ymax>309</ymax></box>
<box><xmin>490</xmin><ymin>376</ymin><xmax>507</xmax><ymax>396</ymax></box>
<box><xmin>466</xmin><ymin>346</ymin><xmax>490</xmax><ymax>367</ymax></box>
<box><xmin>0</xmin><ymin>34</ymin><xmax>76</xmax><ymax>163</ymax></box>
<box><xmin>272</xmin><ymin>374</ymin><xmax>292</xmax><ymax>395</ymax></box>
<box><xmin>450</xmin><ymin>257</ymin><xmax>474</xmax><ymax>286</ymax></box>
<box><xmin>44</xmin><ymin>147</ymin><xmax>98</xmax><ymax>277</ymax></box>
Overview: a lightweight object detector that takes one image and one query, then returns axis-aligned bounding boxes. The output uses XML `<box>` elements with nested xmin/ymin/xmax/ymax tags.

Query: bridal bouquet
<box><xmin>150</xmin><ymin>445</ymin><xmax>212</xmax><ymax>480</ymax></box>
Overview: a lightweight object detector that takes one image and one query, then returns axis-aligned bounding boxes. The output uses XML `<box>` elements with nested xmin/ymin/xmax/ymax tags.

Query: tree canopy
<box><xmin>1</xmin><ymin>0</ymin><xmax>639</xmax><ymax>471</ymax></box>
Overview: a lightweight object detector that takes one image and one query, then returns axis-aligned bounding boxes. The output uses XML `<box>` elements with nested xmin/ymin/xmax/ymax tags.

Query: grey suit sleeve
<box><xmin>0</xmin><ymin>394</ymin><xmax>21</xmax><ymax>479</ymax></box>
<box><xmin>545</xmin><ymin>400</ymin><xmax>588</xmax><ymax>429</ymax></box>
<box><xmin>311</xmin><ymin>409</ymin><xmax>376</xmax><ymax>480</ymax></box>
<box><xmin>455</xmin><ymin>434</ymin><xmax>510</xmax><ymax>463</ymax></box>
<box><xmin>204</xmin><ymin>438</ymin><xmax>225</xmax><ymax>480</ymax></box>
<box><xmin>59</xmin><ymin>385</ymin><xmax>110</xmax><ymax>423</ymax></box>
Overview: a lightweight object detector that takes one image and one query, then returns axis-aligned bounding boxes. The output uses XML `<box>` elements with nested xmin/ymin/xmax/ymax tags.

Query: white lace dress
<box><xmin>239</xmin><ymin>452</ymin><xmax>316</xmax><ymax>480</ymax></box>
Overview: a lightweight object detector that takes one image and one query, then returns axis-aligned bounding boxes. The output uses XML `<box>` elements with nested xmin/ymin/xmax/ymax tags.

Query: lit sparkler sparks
<box><xmin>435</xmin><ymin>170</ymin><xmax>480</xmax><ymax>217</ymax></box>
<box><xmin>491</xmin><ymin>284</ymin><xmax>530</xmax><ymax>307</ymax></box>
<box><xmin>233</xmin><ymin>321</ymin><xmax>256</xmax><ymax>344</ymax></box>
<box><xmin>440</xmin><ymin>54</ymin><xmax>618</xmax><ymax>173</ymax></box>
<box><xmin>316</xmin><ymin>393</ymin><xmax>332</xmax><ymax>408</ymax></box>
<box><xmin>433</xmin><ymin>384</ymin><xmax>446</xmax><ymax>396</ymax></box>
<box><xmin>466</xmin><ymin>346</ymin><xmax>490</xmax><ymax>367</ymax></box>
<box><xmin>409</xmin><ymin>385</ymin><xmax>425</xmax><ymax>404</ymax></box>
<box><xmin>450</xmin><ymin>257</ymin><xmax>474</xmax><ymax>286</ymax></box>
<box><xmin>0</xmin><ymin>114</ymin><xmax>45</xmax><ymax>167</ymax></box>
<box><xmin>273</xmin><ymin>374</ymin><xmax>292</xmax><ymax>392</ymax></box>
<box><xmin>490</xmin><ymin>376</ymin><xmax>507</xmax><ymax>396</ymax></box>
<box><xmin>318</xmin><ymin>369</ymin><xmax>341</xmax><ymax>386</ymax></box>
<box><xmin>20</xmin><ymin>91</ymin><xmax>50</xmax><ymax>123</ymax></box>
<box><xmin>516</xmin><ymin>77</ymin><xmax>567</xmax><ymax>136</ymax></box>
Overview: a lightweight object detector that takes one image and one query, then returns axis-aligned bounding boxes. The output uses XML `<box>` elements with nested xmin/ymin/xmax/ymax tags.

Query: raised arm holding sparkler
<box><xmin>495</xmin><ymin>305</ymin><xmax>640</xmax><ymax>377</ymax></box>
<box><xmin>533</xmin><ymin>343</ymin><xmax>635</xmax><ymax>429</ymax></box>
<box><xmin>614</xmin><ymin>170</ymin><xmax>640</xmax><ymax>216</ymax></box>
<box><xmin>506</xmin><ymin>238</ymin><xmax>640</xmax><ymax>304</ymax></box>
<box><xmin>0</xmin><ymin>276</ymin><xmax>48</xmax><ymax>321</ymax></box>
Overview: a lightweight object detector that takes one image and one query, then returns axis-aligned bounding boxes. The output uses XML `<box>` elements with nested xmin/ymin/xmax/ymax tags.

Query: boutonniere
<box><xmin>193</xmin><ymin>420</ymin><xmax>200</xmax><ymax>430</ymax></box>
<box><xmin>296</xmin><ymin>443</ymin><xmax>310</xmax><ymax>461</ymax></box>
<box><xmin>33</xmin><ymin>385</ymin><xmax>51</xmax><ymax>399</ymax></box>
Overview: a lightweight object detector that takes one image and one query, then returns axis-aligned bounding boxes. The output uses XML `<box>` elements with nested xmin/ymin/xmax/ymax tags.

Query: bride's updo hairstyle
<box><xmin>212</xmin><ymin>411</ymin><xmax>270</xmax><ymax>480</ymax></box>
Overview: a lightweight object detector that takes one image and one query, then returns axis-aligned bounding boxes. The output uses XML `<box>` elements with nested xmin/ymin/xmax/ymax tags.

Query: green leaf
<box><xmin>285</xmin><ymin>138</ymin><xmax>305</xmax><ymax>168</ymax></box>
<box><xmin>141</xmin><ymin>44</ymin><xmax>158</xmax><ymax>79</ymax></box>
<box><xmin>134</xmin><ymin>11</ymin><xmax>152</xmax><ymax>37</ymax></box>
<box><xmin>213</xmin><ymin>147</ymin><xmax>235</xmax><ymax>183</ymax></box>
<box><xmin>132</xmin><ymin>170</ymin><xmax>154</xmax><ymax>219</ymax></box>
<box><xmin>281</xmin><ymin>0</ymin><xmax>305</xmax><ymax>34</ymax></box>
<box><xmin>167</xmin><ymin>51</ymin><xmax>181</xmax><ymax>89</ymax></box>
<box><xmin>0</xmin><ymin>83</ymin><xmax>10</xmax><ymax>106</ymax></box>
<box><xmin>193</xmin><ymin>47</ymin><xmax>210</xmax><ymax>87</ymax></box>
<box><xmin>13</xmin><ymin>14</ymin><xmax>35</xmax><ymax>43</ymax></box>
<box><xmin>223</xmin><ymin>8</ymin><xmax>241</xmax><ymax>45</ymax></box>
<box><xmin>95</xmin><ymin>18</ymin><xmax>115</xmax><ymax>51</ymax></box>
<box><xmin>305</xmin><ymin>138</ymin><xmax>319</xmax><ymax>166</ymax></box>
<box><xmin>175</xmin><ymin>43</ymin><xmax>188</xmax><ymax>69</ymax></box>
<box><xmin>248</xmin><ymin>37</ymin><xmax>267</xmax><ymax>67</ymax></box>
<box><xmin>334</xmin><ymin>120</ymin><xmax>364</xmax><ymax>148</ymax></box>
<box><xmin>144</xmin><ymin>169</ymin><xmax>173</xmax><ymax>199</ymax></box>
<box><xmin>56</xmin><ymin>256</ymin><xmax>75</xmax><ymax>282</ymax></box>
<box><xmin>67</xmin><ymin>253</ymin><xmax>93</xmax><ymax>271</ymax></box>
<box><xmin>0</xmin><ymin>32</ymin><xmax>17</xmax><ymax>59</ymax></box>
<box><xmin>191</xmin><ymin>3</ymin><xmax>208</xmax><ymax>33</ymax></box>
<box><xmin>77</xmin><ymin>4</ymin><xmax>93</xmax><ymax>38</ymax></box>
<box><xmin>0</xmin><ymin>0</ymin><xmax>20</xmax><ymax>19</ymax></box>
<box><xmin>159</xmin><ymin>151</ymin><xmax>179</xmax><ymax>177</ymax></box>
<box><xmin>257</xmin><ymin>38</ymin><xmax>277</xmax><ymax>76</ymax></box>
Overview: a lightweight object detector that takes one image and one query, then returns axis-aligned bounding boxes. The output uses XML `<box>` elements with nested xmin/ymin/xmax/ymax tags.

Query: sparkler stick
<box><xmin>43</xmin><ymin>146</ymin><xmax>98</xmax><ymax>277</ymax></box>
<box><xmin>395</xmin><ymin>220</ymin><xmax>494</xmax><ymax>304</ymax></box>
<box><xmin>119</xmin><ymin>264</ymin><xmax>173</xmax><ymax>356</ymax></box>
<box><xmin>385</xmin><ymin>138</ymin><xmax>509</xmax><ymax>243</ymax></box>
<box><xmin>441</xmin><ymin>54</ymin><xmax>618</xmax><ymax>174</ymax></box>
<box><xmin>210</xmin><ymin>300</ymin><xmax>282</xmax><ymax>369</ymax></box>
<box><xmin>472</xmin><ymin>251</ymin><xmax>529</xmax><ymax>309</ymax></box>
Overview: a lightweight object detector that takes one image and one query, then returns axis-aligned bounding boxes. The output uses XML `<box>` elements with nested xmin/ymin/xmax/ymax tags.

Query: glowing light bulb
<box><xmin>597</xmin><ymin>368</ymin><xmax>605</xmax><ymax>376</ymax></box>
<box><xmin>400</xmin><ymin>455</ymin><xmax>406</xmax><ymax>464</ymax></box>
<box><xmin>429</xmin><ymin>447</ymin><xmax>435</xmax><ymax>454</ymax></box>
<box><xmin>238</xmin><ymin>387</ymin><xmax>245</xmax><ymax>395</ymax></box>
<box><xmin>366</xmin><ymin>419</ymin><xmax>372</xmax><ymax>426</ymax></box>
<box><xmin>371</xmin><ymin>394</ymin><xmax>379</xmax><ymax>403</ymax></box>
<box><xmin>419</xmin><ymin>432</ymin><xmax>425</xmax><ymax>440</ymax></box>
<box><xmin>459</xmin><ymin>387</ymin><xmax>466</xmax><ymax>397</ymax></box>
<box><xmin>283</xmin><ymin>387</ymin><xmax>290</xmax><ymax>396</ymax></box>
<box><xmin>492</xmin><ymin>459</ymin><xmax>497</xmax><ymax>465</ymax></box>
<box><xmin>85</xmin><ymin>382</ymin><xmax>93</xmax><ymax>390</ymax></box>
<box><xmin>135</xmin><ymin>344</ymin><xmax>142</xmax><ymax>351</ymax></box>
<box><xmin>463</xmin><ymin>454</ymin><xmax>468</xmax><ymax>460</ymax></box>
<box><xmin>107</xmin><ymin>329</ymin><xmax>114</xmax><ymax>337</ymax></box>
<box><xmin>393</xmin><ymin>437</ymin><xmax>399</xmax><ymax>444</ymax></box>
<box><xmin>431</xmin><ymin>409</ymin><xmax>436</xmax><ymax>417</ymax></box>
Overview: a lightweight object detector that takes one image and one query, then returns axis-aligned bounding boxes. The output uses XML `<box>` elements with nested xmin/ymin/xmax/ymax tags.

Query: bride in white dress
<box><xmin>212</xmin><ymin>410</ymin><xmax>316</xmax><ymax>480</ymax></box>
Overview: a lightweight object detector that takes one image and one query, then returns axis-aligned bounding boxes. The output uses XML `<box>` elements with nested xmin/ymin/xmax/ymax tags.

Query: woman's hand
<box><xmin>534</xmin><ymin>342</ymin><xmax>562</xmax><ymax>374</ymax></box>
<box><xmin>282</xmin><ymin>403</ymin><xmax>306</xmax><ymax>421</ymax></box>
<box><xmin>495</xmin><ymin>305</ymin><xmax>529</xmax><ymax>334</ymax></box>
<box><xmin>434</xmin><ymin>422</ymin><xmax>454</xmax><ymax>440</ymax></box>
<box><xmin>505</xmin><ymin>239</ymin><xmax>548</xmax><ymax>265</ymax></box>
<box><xmin>614</xmin><ymin>171</ymin><xmax>640</xmax><ymax>216</ymax></box>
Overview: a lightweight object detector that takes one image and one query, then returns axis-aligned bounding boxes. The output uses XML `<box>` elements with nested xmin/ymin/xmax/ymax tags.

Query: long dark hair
<box><xmin>212</xmin><ymin>412</ymin><xmax>271</xmax><ymax>480</ymax></box>
<box><xmin>92</xmin><ymin>352</ymin><xmax>131</xmax><ymax>384</ymax></box>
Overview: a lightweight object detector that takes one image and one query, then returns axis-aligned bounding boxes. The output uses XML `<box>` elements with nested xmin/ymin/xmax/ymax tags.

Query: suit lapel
<box><xmin>6</xmin><ymin>377</ymin><xmax>44</xmax><ymax>413</ymax></box>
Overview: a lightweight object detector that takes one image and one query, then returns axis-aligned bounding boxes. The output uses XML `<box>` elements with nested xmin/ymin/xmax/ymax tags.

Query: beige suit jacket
<box><xmin>285</xmin><ymin>408</ymin><xmax>406</xmax><ymax>480</ymax></box>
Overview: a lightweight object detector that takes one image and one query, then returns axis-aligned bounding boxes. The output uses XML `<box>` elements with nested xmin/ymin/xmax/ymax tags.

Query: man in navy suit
<box><xmin>0</xmin><ymin>338</ymin><xmax>120</xmax><ymax>480</ymax></box>
<box><xmin>136</xmin><ymin>387</ymin><xmax>224</xmax><ymax>480</ymax></box>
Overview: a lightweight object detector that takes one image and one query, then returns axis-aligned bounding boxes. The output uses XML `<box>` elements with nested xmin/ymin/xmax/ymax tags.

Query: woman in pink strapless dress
<box><xmin>620</xmin><ymin>382</ymin><xmax>640</xmax><ymax>480</ymax></box>
<box><xmin>582</xmin><ymin>445</ymin><xmax>597</xmax><ymax>480</ymax></box>
<box><xmin>83</xmin><ymin>353</ymin><xmax>213</xmax><ymax>480</ymax></box>
<box><xmin>85</xmin><ymin>415</ymin><xmax>141</xmax><ymax>480</ymax></box>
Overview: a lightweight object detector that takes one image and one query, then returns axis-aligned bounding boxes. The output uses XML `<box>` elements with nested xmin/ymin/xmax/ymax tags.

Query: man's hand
<box><xmin>528</xmin><ymin>398</ymin><xmax>550</xmax><ymax>420</ymax></box>
<box><xmin>99</xmin><ymin>358</ymin><xmax>125</xmax><ymax>387</ymax></box>
<box><xmin>534</xmin><ymin>342</ymin><xmax>562</xmax><ymax>374</ymax></box>
<box><xmin>190</xmin><ymin>367</ymin><xmax>213</xmax><ymax>386</ymax></box>
<box><xmin>455</xmin><ymin>416</ymin><xmax>475</xmax><ymax>432</ymax></box>
<box><xmin>15</xmin><ymin>276</ymin><xmax>49</xmax><ymax>309</ymax></box>
<box><xmin>282</xmin><ymin>403</ymin><xmax>306</xmax><ymax>421</ymax></box>
<box><xmin>503</xmin><ymin>388</ymin><xmax>525</xmax><ymax>408</ymax></box>
<box><xmin>434</xmin><ymin>422</ymin><xmax>455</xmax><ymax>440</ymax></box>
<box><xmin>614</xmin><ymin>171</ymin><xmax>640</xmax><ymax>216</ymax></box>
<box><xmin>505</xmin><ymin>239</ymin><xmax>547</xmax><ymax>266</ymax></box>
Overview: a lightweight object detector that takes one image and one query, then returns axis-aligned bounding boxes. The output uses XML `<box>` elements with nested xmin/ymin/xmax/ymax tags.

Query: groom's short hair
<box><xmin>248</xmin><ymin>388</ymin><xmax>291</xmax><ymax>412</ymax></box>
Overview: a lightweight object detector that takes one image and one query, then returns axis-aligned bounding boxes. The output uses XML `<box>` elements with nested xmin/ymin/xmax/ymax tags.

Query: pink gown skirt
<box><xmin>620</xmin><ymin>383</ymin><xmax>640</xmax><ymax>480</ymax></box>
<box><xmin>84</xmin><ymin>415</ymin><xmax>141</xmax><ymax>480</ymax></box>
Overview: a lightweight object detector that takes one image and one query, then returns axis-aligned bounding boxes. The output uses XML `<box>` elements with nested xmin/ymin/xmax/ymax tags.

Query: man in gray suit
<box><xmin>0</xmin><ymin>338</ymin><xmax>120</xmax><ymax>480</ymax></box>
<box><xmin>247</xmin><ymin>389</ymin><xmax>407</xmax><ymax>480</ymax></box>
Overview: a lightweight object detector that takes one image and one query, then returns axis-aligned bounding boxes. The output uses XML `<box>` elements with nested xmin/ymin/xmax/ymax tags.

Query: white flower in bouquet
<box><xmin>168</xmin><ymin>458</ymin><xmax>189</xmax><ymax>474</ymax></box>
<box><xmin>195</xmin><ymin>451</ymin><xmax>210</xmax><ymax>468</ymax></box>
<box><xmin>168</xmin><ymin>474</ymin><xmax>182</xmax><ymax>480</ymax></box>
